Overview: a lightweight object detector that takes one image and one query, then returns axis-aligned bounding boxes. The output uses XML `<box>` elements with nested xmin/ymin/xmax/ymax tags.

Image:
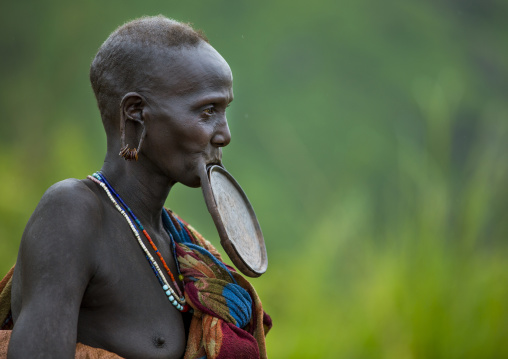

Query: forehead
<box><xmin>151</xmin><ymin>42</ymin><xmax>233</xmax><ymax>99</ymax></box>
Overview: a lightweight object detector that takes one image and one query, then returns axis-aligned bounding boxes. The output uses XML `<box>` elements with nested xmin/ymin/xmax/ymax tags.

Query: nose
<box><xmin>211</xmin><ymin>118</ymin><xmax>231</xmax><ymax>147</ymax></box>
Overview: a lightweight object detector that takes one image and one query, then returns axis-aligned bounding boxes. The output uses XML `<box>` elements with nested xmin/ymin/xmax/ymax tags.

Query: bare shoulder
<box><xmin>16</xmin><ymin>178</ymin><xmax>104</xmax><ymax>288</ymax></box>
<box><xmin>10</xmin><ymin>179</ymin><xmax>105</xmax><ymax>357</ymax></box>
<box><xmin>23</xmin><ymin>178</ymin><xmax>102</xmax><ymax>243</ymax></box>
<box><xmin>42</xmin><ymin>177</ymin><xmax>99</xmax><ymax>204</ymax></box>
<box><xmin>32</xmin><ymin>178</ymin><xmax>101</xmax><ymax>222</ymax></box>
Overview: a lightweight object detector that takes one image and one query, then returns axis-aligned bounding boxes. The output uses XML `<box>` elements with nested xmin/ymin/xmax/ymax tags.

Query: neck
<box><xmin>99</xmin><ymin>151</ymin><xmax>174</xmax><ymax>231</ymax></box>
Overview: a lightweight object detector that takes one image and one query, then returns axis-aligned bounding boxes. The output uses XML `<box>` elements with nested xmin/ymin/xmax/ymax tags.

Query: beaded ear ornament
<box><xmin>119</xmin><ymin>116</ymin><xmax>146</xmax><ymax>161</ymax></box>
<box><xmin>119</xmin><ymin>145</ymin><xmax>139</xmax><ymax>161</ymax></box>
<box><xmin>88</xmin><ymin>172</ymin><xmax>189</xmax><ymax>312</ymax></box>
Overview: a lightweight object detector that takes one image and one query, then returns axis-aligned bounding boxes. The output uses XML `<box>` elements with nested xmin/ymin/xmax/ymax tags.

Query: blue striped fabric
<box><xmin>223</xmin><ymin>283</ymin><xmax>252</xmax><ymax>328</ymax></box>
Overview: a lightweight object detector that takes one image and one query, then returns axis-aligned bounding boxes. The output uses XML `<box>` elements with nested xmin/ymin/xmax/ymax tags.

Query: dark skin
<box><xmin>8</xmin><ymin>41</ymin><xmax>233</xmax><ymax>359</ymax></box>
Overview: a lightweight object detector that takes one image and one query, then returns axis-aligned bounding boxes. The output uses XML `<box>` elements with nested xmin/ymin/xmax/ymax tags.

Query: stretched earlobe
<box><xmin>119</xmin><ymin>93</ymin><xmax>147</xmax><ymax>161</ymax></box>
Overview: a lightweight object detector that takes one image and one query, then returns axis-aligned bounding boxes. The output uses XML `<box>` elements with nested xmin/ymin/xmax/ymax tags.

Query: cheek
<box><xmin>180</xmin><ymin>125</ymin><xmax>213</xmax><ymax>149</ymax></box>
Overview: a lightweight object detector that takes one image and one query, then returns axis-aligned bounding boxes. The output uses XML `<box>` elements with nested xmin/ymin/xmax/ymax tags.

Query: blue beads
<box><xmin>91</xmin><ymin>172</ymin><xmax>187</xmax><ymax>313</ymax></box>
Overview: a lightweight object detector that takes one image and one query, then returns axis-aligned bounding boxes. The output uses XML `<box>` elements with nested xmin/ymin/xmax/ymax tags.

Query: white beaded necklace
<box><xmin>88</xmin><ymin>175</ymin><xmax>187</xmax><ymax>311</ymax></box>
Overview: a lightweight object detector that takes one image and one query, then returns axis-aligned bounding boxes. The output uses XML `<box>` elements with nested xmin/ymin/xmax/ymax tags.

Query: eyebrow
<box><xmin>195</xmin><ymin>93</ymin><xmax>234</xmax><ymax>107</ymax></box>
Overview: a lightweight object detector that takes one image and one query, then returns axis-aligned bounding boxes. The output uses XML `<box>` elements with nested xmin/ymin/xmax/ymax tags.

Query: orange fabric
<box><xmin>75</xmin><ymin>343</ymin><xmax>124</xmax><ymax>359</ymax></box>
<box><xmin>0</xmin><ymin>331</ymin><xmax>9</xmax><ymax>359</ymax></box>
<box><xmin>0</xmin><ymin>330</ymin><xmax>124</xmax><ymax>359</ymax></box>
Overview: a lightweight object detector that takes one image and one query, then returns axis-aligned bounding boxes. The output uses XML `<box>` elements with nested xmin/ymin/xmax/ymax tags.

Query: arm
<box><xmin>8</xmin><ymin>179</ymin><xmax>101</xmax><ymax>359</ymax></box>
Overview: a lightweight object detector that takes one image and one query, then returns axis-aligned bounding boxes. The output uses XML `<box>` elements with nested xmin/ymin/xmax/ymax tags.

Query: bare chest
<box><xmin>77</xmin><ymin>220</ymin><xmax>187</xmax><ymax>359</ymax></box>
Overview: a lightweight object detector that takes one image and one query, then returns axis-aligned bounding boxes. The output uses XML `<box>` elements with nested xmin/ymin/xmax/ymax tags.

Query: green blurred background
<box><xmin>1</xmin><ymin>1</ymin><xmax>508</xmax><ymax>357</ymax></box>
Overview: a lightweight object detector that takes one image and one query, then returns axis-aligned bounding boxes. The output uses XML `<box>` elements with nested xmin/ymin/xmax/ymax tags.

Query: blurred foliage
<box><xmin>1</xmin><ymin>0</ymin><xmax>508</xmax><ymax>357</ymax></box>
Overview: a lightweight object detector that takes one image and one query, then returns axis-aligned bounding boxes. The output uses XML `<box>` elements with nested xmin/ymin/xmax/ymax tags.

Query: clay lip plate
<box><xmin>202</xmin><ymin>165</ymin><xmax>268</xmax><ymax>277</ymax></box>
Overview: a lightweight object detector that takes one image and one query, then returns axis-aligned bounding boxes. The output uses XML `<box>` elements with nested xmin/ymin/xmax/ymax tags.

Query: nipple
<box><xmin>153</xmin><ymin>337</ymin><xmax>166</xmax><ymax>348</ymax></box>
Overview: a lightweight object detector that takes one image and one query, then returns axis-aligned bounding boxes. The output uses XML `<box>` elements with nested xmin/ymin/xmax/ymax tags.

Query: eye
<box><xmin>202</xmin><ymin>107</ymin><xmax>215</xmax><ymax>116</ymax></box>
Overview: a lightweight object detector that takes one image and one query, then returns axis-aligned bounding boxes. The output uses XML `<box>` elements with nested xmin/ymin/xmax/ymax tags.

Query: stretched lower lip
<box><xmin>206</xmin><ymin>160</ymin><xmax>223</xmax><ymax>170</ymax></box>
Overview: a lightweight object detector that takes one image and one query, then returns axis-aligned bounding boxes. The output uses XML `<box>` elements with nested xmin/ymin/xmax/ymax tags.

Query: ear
<box><xmin>119</xmin><ymin>92</ymin><xmax>148</xmax><ymax>153</ymax></box>
<box><xmin>120</xmin><ymin>92</ymin><xmax>146</xmax><ymax>125</ymax></box>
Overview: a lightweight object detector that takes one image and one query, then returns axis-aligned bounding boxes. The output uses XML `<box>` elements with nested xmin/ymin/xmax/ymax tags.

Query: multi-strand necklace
<box><xmin>88</xmin><ymin>172</ymin><xmax>189</xmax><ymax>312</ymax></box>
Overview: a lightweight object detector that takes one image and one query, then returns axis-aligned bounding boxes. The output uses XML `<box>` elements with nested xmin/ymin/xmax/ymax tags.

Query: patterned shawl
<box><xmin>163</xmin><ymin>209</ymin><xmax>272</xmax><ymax>359</ymax></box>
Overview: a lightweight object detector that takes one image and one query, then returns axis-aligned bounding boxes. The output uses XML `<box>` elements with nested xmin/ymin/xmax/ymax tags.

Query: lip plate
<box><xmin>200</xmin><ymin>164</ymin><xmax>267</xmax><ymax>277</ymax></box>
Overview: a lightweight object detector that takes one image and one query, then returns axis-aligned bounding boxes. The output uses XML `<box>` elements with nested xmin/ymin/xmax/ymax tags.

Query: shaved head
<box><xmin>90</xmin><ymin>15</ymin><xmax>209</xmax><ymax>131</ymax></box>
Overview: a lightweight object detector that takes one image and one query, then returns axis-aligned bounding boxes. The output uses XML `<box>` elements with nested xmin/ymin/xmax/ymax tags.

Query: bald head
<box><xmin>90</xmin><ymin>15</ymin><xmax>209</xmax><ymax>130</ymax></box>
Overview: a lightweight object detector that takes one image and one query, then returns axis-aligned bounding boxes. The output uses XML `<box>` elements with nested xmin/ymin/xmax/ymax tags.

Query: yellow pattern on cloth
<box><xmin>174</xmin><ymin>221</ymin><xmax>271</xmax><ymax>359</ymax></box>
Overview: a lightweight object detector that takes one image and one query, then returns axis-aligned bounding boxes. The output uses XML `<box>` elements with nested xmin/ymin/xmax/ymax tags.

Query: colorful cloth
<box><xmin>163</xmin><ymin>209</ymin><xmax>272</xmax><ymax>359</ymax></box>
<box><xmin>0</xmin><ymin>209</ymin><xmax>271</xmax><ymax>358</ymax></box>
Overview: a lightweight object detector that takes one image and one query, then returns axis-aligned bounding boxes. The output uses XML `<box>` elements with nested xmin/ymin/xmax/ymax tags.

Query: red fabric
<box><xmin>217</xmin><ymin>322</ymin><xmax>260</xmax><ymax>359</ymax></box>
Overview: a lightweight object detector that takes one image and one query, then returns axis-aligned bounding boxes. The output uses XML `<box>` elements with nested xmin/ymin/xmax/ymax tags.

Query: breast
<box><xmin>77</xmin><ymin>239</ymin><xmax>187</xmax><ymax>359</ymax></box>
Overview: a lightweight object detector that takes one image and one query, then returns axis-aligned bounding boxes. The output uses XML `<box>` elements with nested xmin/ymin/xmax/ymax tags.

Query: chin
<box><xmin>187</xmin><ymin>182</ymin><xmax>201</xmax><ymax>189</ymax></box>
<box><xmin>180</xmin><ymin>175</ymin><xmax>202</xmax><ymax>189</ymax></box>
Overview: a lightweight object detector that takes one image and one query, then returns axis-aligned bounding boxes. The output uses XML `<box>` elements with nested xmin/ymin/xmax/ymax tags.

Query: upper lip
<box><xmin>205</xmin><ymin>148</ymin><xmax>223</xmax><ymax>167</ymax></box>
<box><xmin>206</xmin><ymin>156</ymin><xmax>222</xmax><ymax>167</ymax></box>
